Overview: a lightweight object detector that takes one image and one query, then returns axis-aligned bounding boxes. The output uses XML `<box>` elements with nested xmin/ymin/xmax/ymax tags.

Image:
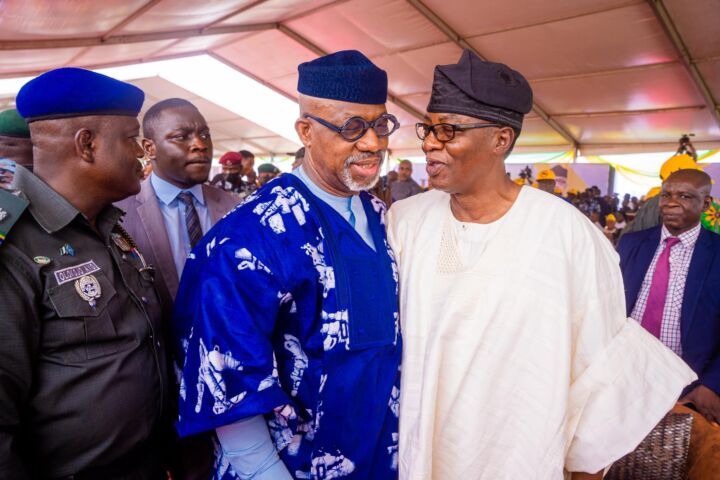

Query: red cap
<box><xmin>219</xmin><ymin>152</ymin><xmax>243</xmax><ymax>166</ymax></box>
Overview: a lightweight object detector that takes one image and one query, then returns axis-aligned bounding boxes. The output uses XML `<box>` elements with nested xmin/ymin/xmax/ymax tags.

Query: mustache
<box><xmin>344</xmin><ymin>150</ymin><xmax>386</xmax><ymax>167</ymax></box>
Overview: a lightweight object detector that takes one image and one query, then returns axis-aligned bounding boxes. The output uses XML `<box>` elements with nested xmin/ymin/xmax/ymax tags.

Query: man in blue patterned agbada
<box><xmin>172</xmin><ymin>50</ymin><xmax>402</xmax><ymax>480</ymax></box>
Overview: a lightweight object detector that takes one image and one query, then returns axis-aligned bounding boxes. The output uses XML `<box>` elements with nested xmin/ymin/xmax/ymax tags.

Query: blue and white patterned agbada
<box><xmin>172</xmin><ymin>174</ymin><xmax>401</xmax><ymax>480</ymax></box>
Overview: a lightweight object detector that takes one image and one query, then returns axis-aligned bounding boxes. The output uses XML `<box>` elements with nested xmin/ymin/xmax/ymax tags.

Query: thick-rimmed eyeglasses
<box><xmin>415</xmin><ymin>122</ymin><xmax>501</xmax><ymax>142</ymax></box>
<box><xmin>304</xmin><ymin>113</ymin><xmax>400</xmax><ymax>142</ymax></box>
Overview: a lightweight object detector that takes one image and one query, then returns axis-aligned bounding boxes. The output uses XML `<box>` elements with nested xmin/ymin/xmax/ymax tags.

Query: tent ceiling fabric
<box><xmin>0</xmin><ymin>0</ymin><xmax>718</xmax><ymax>156</ymax></box>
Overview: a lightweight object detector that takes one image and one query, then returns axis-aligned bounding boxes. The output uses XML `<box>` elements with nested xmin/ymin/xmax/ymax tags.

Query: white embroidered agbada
<box><xmin>387</xmin><ymin>186</ymin><xmax>696</xmax><ymax>480</ymax></box>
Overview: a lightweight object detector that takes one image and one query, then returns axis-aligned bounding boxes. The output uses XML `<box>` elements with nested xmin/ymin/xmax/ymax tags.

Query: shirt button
<box><xmin>141</xmin><ymin>296</ymin><xmax>148</xmax><ymax>304</ymax></box>
<box><xmin>157</xmin><ymin>341</ymin><xmax>161</xmax><ymax>348</ymax></box>
<box><xmin>122</xmin><ymin>254</ymin><xmax>127</xmax><ymax>260</ymax></box>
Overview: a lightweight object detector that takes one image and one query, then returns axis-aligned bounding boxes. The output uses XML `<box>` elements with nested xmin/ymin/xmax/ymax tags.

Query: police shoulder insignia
<box><xmin>0</xmin><ymin>188</ymin><xmax>29</xmax><ymax>246</ymax></box>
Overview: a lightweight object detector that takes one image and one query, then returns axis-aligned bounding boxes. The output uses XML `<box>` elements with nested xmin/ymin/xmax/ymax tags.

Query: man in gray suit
<box><xmin>116</xmin><ymin>98</ymin><xmax>238</xmax><ymax>479</ymax></box>
<box><xmin>117</xmin><ymin>98</ymin><xmax>238</xmax><ymax>319</ymax></box>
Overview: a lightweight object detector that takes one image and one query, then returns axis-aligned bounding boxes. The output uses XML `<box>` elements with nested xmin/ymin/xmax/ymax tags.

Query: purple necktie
<box><xmin>641</xmin><ymin>237</ymin><xmax>680</xmax><ymax>338</ymax></box>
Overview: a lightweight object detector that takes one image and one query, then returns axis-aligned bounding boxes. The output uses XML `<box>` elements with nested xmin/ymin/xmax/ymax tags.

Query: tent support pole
<box><xmin>405</xmin><ymin>0</ymin><xmax>579</xmax><ymax>151</ymax></box>
<box><xmin>0</xmin><ymin>23</ymin><xmax>277</xmax><ymax>50</ymax></box>
<box><xmin>646</xmin><ymin>0</ymin><xmax>720</xmax><ymax>129</ymax></box>
<box><xmin>101</xmin><ymin>0</ymin><xmax>165</xmax><ymax>40</ymax></box>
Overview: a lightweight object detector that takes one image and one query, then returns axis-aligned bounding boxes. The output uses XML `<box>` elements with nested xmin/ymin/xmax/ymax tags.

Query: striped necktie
<box><xmin>177</xmin><ymin>191</ymin><xmax>203</xmax><ymax>248</ymax></box>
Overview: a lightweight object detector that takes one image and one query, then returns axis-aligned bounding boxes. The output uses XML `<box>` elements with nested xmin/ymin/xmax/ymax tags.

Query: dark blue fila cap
<box><xmin>16</xmin><ymin>67</ymin><xmax>145</xmax><ymax>123</ymax></box>
<box><xmin>298</xmin><ymin>50</ymin><xmax>387</xmax><ymax>105</ymax></box>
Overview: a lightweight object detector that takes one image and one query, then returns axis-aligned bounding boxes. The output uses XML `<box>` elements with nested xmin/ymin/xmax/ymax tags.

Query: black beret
<box><xmin>428</xmin><ymin>50</ymin><xmax>533</xmax><ymax>130</ymax></box>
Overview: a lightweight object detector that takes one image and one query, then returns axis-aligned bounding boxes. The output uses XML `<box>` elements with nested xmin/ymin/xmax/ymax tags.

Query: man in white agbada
<box><xmin>387</xmin><ymin>50</ymin><xmax>697</xmax><ymax>480</ymax></box>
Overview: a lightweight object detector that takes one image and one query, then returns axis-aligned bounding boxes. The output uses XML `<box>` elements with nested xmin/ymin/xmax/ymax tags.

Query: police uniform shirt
<box><xmin>0</xmin><ymin>166</ymin><xmax>168</xmax><ymax>478</ymax></box>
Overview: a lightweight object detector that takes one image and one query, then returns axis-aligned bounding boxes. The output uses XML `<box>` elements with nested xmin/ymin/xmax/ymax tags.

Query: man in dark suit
<box><xmin>117</xmin><ymin>98</ymin><xmax>238</xmax><ymax>320</ymax></box>
<box><xmin>116</xmin><ymin>98</ymin><xmax>238</xmax><ymax>479</ymax></box>
<box><xmin>618</xmin><ymin>169</ymin><xmax>720</xmax><ymax>425</ymax></box>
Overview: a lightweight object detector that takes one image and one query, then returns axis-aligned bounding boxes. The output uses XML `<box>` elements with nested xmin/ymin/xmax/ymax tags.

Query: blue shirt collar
<box><xmin>151</xmin><ymin>172</ymin><xmax>206</xmax><ymax>206</ymax></box>
<box><xmin>291</xmin><ymin>165</ymin><xmax>356</xmax><ymax>211</ymax></box>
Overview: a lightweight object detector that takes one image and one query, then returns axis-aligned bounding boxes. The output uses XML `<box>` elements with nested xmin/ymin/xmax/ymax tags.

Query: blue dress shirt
<box><xmin>292</xmin><ymin>166</ymin><xmax>375</xmax><ymax>250</ymax></box>
<box><xmin>150</xmin><ymin>173</ymin><xmax>213</xmax><ymax>276</ymax></box>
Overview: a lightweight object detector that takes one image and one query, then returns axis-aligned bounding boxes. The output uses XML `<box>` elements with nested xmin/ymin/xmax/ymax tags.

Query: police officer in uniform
<box><xmin>0</xmin><ymin>68</ymin><xmax>168</xmax><ymax>479</ymax></box>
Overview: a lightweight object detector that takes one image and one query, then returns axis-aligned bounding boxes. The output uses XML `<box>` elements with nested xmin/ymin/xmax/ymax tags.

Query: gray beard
<box><xmin>340</xmin><ymin>150</ymin><xmax>385</xmax><ymax>192</ymax></box>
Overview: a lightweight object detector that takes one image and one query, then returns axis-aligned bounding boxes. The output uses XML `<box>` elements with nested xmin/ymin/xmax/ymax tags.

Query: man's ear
<box><xmin>142</xmin><ymin>138</ymin><xmax>156</xmax><ymax>160</ymax></box>
<box><xmin>494</xmin><ymin>126</ymin><xmax>515</xmax><ymax>157</ymax></box>
<box><xmin>74</xmin><ymin>128</ymin><xmax>95</xmax><ymax>163</ymax></box>
<box><xmin>295</xmin><ymin>118</ymin><xmax>312</xmax><ymax>148</ymax></box>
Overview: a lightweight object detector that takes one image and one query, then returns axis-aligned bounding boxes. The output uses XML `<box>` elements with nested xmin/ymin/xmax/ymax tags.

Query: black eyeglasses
<box><xmin>304</xmin><ymin>113</ymin><xmax>400</xmax><ymax>142</ymax></box>
<box><xmin>415</xmin><ymin>122</ymin><xmax>502</xmax><ymax>142</ymax></box>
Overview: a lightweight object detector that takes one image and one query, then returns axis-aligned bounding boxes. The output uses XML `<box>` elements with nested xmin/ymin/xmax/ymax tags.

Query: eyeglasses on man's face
<box><xmin>415</xmin><ymin>121</ymin><xmax>502</xmax><ymax>143</ymax></box>
<box><xmin>304</xmin><ymin>113</ymin><xmax>400</xmax><ymax>142</ymax></box>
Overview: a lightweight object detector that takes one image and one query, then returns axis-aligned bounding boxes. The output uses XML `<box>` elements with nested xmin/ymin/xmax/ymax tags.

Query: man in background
<box><xmin>603</xmin><ymin>213</ymin><xmax>619</xmax><ymax>245</ymax></box>
<box><xmin>622</xmin><ymin>153</ymin><xmax>702</xmax><ymax>236</ymax></box>
<box><xmin>117</xmin><ymin>97</ymin><xmax>237</xmax><ymax>322</ymax></box>
<box><xmin>211</xmin><ymin>149</ymin><xmax>258</xmax><ymax>198</ymax></box>
<box><xmin>116</xmin><ymin>97</ymin><xmax>238</xmax><ymax>478</ymax></box>
<box><xmin>619</xmin><ymin>169</ymin><xmax>720</xmax><ymax>425</ymax></box>
<box><xmin>536</xmin><ymin>168</ymin><xmax>556</xmax><ymax>194</ymax></box>
<box><xmin>210</xmin><ymin>151</ymin><xmax>245</xmax><ymax>193</ymax></box>
<box><xmin>373</xmin><ymin>170</ymin><xmax>398</xmax><ymax>205</ymax></box>
<box><xmin>0</xmin><ymin>158</ymin><xmax>14</xmax><ymax>189</ymax></box>
<box><xmin>0</xmin><ymin>108</ymin><xmax>32</xmax><ymax>188</ymax></box>
<box><xmin>239</xmin><ymin>149</ymin><xmax>255</xmax><ymax>176</ymax></box>
<box><xmin>292</xmin><ymin>146</ymin><xmax>305</xmax><ymax>170</ymax></box>
<box><xmin>257</xmin><ymin>162</ymin><xmax>281</xmax><ymax>186</ymax></box>
<box><xmin>238</xmin><ymin>149</ymin><xmax>258</xmax><ymax>197</ymax></box>
<box><xmin>390</xmin><ymin>159</ymin><xmax>422</xmax><ymax>202</ymax></box>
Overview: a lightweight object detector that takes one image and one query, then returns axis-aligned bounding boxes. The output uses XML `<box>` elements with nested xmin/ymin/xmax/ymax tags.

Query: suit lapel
<box><xmin>204</xmin><ymin>185</ymin><xmax>225</xmax><ymax>224</ymax></box>
<box><xmin>681</xmin><ymin>228</ymin><xmax>714</xmax><ymax>340</ymax></box>
<box><xmin>137</xmin><ymin>179</ymin><xmax>180</xmax><ymax>298</ymax></box>
<box><xmin>627</xmin><ymin>228</ymin><xmax>661</xmax><ymax>313</ymax></box>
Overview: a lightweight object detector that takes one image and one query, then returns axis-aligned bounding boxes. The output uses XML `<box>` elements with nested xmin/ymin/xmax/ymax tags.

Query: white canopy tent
<box><xmin>0</xmin><ymin>0</ymin><xmax>718</xmax><ymax>161</ymax></box>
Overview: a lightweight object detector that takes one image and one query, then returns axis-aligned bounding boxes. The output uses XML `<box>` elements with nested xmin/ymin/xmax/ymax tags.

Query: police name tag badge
<box><xmin>74</xmin><ymin>274</ymin><xmax>102</xmax><ymax>308</ymax></box>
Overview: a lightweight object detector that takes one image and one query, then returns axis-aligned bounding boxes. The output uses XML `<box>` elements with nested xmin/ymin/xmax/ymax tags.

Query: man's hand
<box><xmin>680</xmin><ymin>384</ymin><xmax>720</xmax><ymax>425</ymax></box>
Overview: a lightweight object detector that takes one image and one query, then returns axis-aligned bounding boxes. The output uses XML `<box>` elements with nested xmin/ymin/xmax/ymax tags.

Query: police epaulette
<box><xmin>0</xmin><ymin>188</ymin><xmax>29</xmax><ymax>245</ymax></box>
